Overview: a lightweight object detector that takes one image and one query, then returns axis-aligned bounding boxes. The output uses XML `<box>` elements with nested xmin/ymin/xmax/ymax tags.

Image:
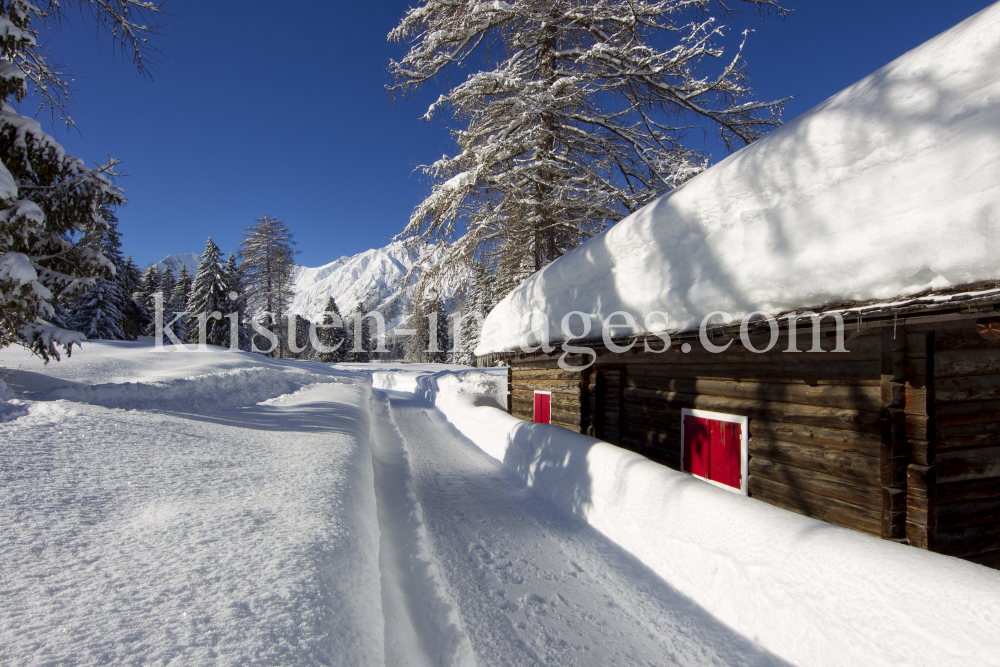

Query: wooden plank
<box><xmin>619</xmin><ymin>360</ymin><xmax>880</xmax><ymax>386</ymax></box>
<box><xmin>936</xmin><ymin>349</ymin><xmax>1000</xmax><ymax>378</ymax></box>
<box><xmin>935</xmin><ymin>374</ymin><xmax>1000</xmax><ymax>403</ymax></box>
<box><xmin>624</xmin><ymin>375</ymin><xmax>880</xmax><ymax>410</ymax></box>
<box><xmin>749</xmin><ymin>421</ymin><xmax>881</xmax><ymax>457</ymax></box>
<box><xmin>937</xmin><ymin>446</ymin><xmax>1000</xmax><ymax>483</ymax></box>
<box><xmin>624</xmin><ymin>387</ymin><xmax>881</xmax><ymax>432</ymax></box>
<box><xmin>750</xmin><ymin>459</ymin><xmax>882</xmax><ymax>510</ymax></box>
<box><xmin>749</xmin><ymin>476</ymin><xmax>881</xmax><ymax>535</ymax></box>
<box><xmin>935</xmin><ymin>521</ymin><xmax>1000</xmax><ymax>558</ymax></box>
<box><xmin>749</xmin><ymin>437</ymin><xmax>880</xmax><ymax>485</ymax></box>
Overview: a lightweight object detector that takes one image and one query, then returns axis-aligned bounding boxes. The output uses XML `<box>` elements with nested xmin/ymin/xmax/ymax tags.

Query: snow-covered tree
<box><xmin>220</xmin><ymin>252</ymin><xmax>251</xmax><ymax>351</ymax></box>
<box><xmin>429</xmin><ymin>295</ymin><xmax>451</xmax><ymax>364</ymax></box>
<box><xmin>239</xmin><ymin>216</ymin><xmax>297</xmax><ymax>357</ymax></box>
<box><xmin>454</xmin><ymin>260</ymin><xmax>492</xmax><ymax>365</ymax></box>
<box><xmin>347</xmin><ymin>302</ymin><xmax>375</xmax><ymax>363</ymax></box>
<box><xmin>187</xmin><ymin>237</ymin><xmax>230</xmax><ymax>346</ymax></box>
<box><xmin>69</xmin><ymin>276</ymin><xmax>125</xmax><ymax>340</ymax></box>
<box><xmin>148</xmin><ymin>266</ymin><xmax>185</xmax><ymax>344</ymax></box>
<box><xmin>0</xmin><ymin>0</ymin><xmax>164</xmax><ymax>360</ymax></box>
<box><xmin>388</xmin><ymin>0</ymin><xmax>787</xmax><ymax>294</ymax></box>
<box><xmin>120</xmin><ymin>255</ymin><xmax>150</xmax><ymax>339</ymax></box>
<box><xmin>137</xmin><ymin>265</ymin><xmax>160</xmax><ymax>315</ymax></box>
<box><xmin>315</xmin><ymin>296</ymin><xmax>348</xmax><ymax>363</ymax></box>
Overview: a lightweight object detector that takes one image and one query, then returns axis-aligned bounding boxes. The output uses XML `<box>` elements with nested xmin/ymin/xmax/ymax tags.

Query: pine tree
<box><xmin>138</xmin><ymin>265</ymin><xmax>160</xmax><ymax>316</ymax></box>
<box><xmin>148</xmin><ymin>266</ymin><xmax>186</xmax><ymax>344</ymax></box>
<box><xmin>403</xmin><ymin>297</ymin><xmax>429</xmax><ymax>363</ymax></box>
<box><xmin>389</xmin><ymin>0</ymin><xmax>787</xmax><ymax>296</ymax></box>
<box><xmin>187</xmin><ymin>238</ymin><xmax>230</xmax><ymax>346</ymax></box>
<box><xmin>316</xmin><ymin>296</ymin><xmax>348</xmax><ymax>363</ymax></box>
<box><xmin>0</xmin><ymin>1</ymin><xmax>164</xmax><ymax>360</ymax></box>
<box><xmin>239</xmin><ymin>216</ymin><xmax>298</xmax><ymax>357</ymax></box>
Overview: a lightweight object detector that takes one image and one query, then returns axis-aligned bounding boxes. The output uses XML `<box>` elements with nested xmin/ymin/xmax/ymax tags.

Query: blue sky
<box><xmin>36</xmin><ymin>0</ymin><xmax>997</xmax><ymax>268</ymax></box>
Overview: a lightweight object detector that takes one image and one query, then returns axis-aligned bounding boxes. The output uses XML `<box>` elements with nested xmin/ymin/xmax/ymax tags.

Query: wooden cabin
<box><xmin>475</xmin><ymin>8</ymin><xmax>1000</xmax><ymax>567</ymax></box>
<box><xmin>488</xmin><ymin>294</ymin><xmax>1000</xmax><ymax>568</ymax></box>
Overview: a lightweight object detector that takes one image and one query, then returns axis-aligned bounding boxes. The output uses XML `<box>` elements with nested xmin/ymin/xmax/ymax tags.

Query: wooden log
<box><xmin>511</xmin><ymin>381</ymin><xmax>582</xmax><ymax>395</ymax></box>
<box><xmin>936</xmin><ymin>349</ymin><xmax>1000</xmax><ymax>378</ymax></box>
<box><xmin>935</xmin><ymin>374</ymin><xmax>1000</xmax><ymax>403</ymax></box>
<box><xmin>905</xmin><ymin>387</ymin><xmax>933</xmax><ymax>416</ymax></box>
<box><xmin>748</xmin><ymin>437</ymin><xmax>879</xmax><ymax>485</ymax></box>
<box><xmin>623</xmin><ymin>424</ymin><xmax>681</xmax><ymax>448</ymax></box>
<box><xmin>750</xmin><ymin>459</ymin><xmax>882</xmax><ymax>510</ymax></box>
<box><xmin>936</xmin><ymin>446</ymin><xmax>1000</xmax><ymax>483</ymax></box>
<box><xmin>624</xmin><ymin>386</ymin><xmax>881</xmax><ymax>432</ymax></box>
<box><xmin>932</xmin><ymin>326</ymin><xmax>1000</xmax><ymax>352</ymax></box>
<box><xmin>549</xmin><ymin>408</ymin><xmax>581</xmax><ymax>427</ymax></box>
<box><xmin>937</xmin><ymin>477</ymin><xmax>1000</xmax><ymax>504</ymax></box>
<box><xmin>621</xmin><ymin>409</ymin><xmax>681</xmax><ymax>434</ymax></box>
<box><xmin>934</xmin><ymin>521</ymin><xmax>1000</xmax><ymax>558</ymax></box>
<box><xmin>936</xmin><ymin>399</ymin><xmax>1000</xmax><ymax>428</ymax></box>
<box><xmin>749</xmin><ymin>476</ymin><xmax>881</xmax><ymax>536</ymax></box>
<box><xmin>624</xmin><ymin>375</ymin><xmax>880</xmax><ymax>411</ymax></box>
<box><xmin>512</xmin><ymin>389</ymin><xmax>580</xmax><ymax>405</ymax></box>
<box><xmin>910</xmin><ymin>439</ymin><xmax>935</xmax><ymax>467</ymax></box>
<box><xmin>618</xmin><ymin>360</ymin><xmax>880</xmax><ymax>386</ymax></box>
<box><xmin>550</xmin><ymin>419</ymin><xmax>582</xmax><ymax>433</ymax></box>
<box><xmin>906</xmin><ymin>415</ymin><xmax>934</xmax><ymax>441</ymax></box>
<box><xmin>936</xmin><ymin>422</ymin><xmax>1000</xmax><ymax>450</ymax></box>
<box><xmin>967</xmin><ymin>549</ymin><xmax>1000</xmax><ymax>569</ymax></box>
<box><xmin>618</xmin><ymin>436</ymin><xmax>681</xmax><ymax>468</ymax></box>
<box><xmin>596</xmin><ymin>332</ymin><xmax>881</xmax><ymax>366</ymax></box>
<box><xmin>509</xmin><ymin>358</ymin><xmax>560</xmax><ymax>370</ymax></box>
<box><xmin>935</xmin><ymin>497</ymin><xmax>1000</xmax><ymax>529</ymax></box>
<box><xmin>749</xmin><ymin>421</ymin><xmax>881</xmax><ymax>457</ymax></box>
<box><xmin>512</xmin><ymin>368</ymin><xmax>585</xmax><ymax>381</ymax></box>
<box><xmin>905</xmin><ymin>359</ymin><xmax>928</xmax><ymax>389</ymax></box>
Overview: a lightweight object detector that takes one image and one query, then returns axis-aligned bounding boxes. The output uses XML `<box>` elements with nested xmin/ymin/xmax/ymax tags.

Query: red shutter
<box><xmin>683</xmin><ymin>414</ymin><xmax>711</xmax><ymax>478</ymax></box>
<box><xmin>684</xmin><ymin>414</ymin><xmax>743</xmax><ymax>491</ymax></box>
<box><xmin>533</xmin><ymin>392</ymin><xmax>551</xmax><ymax>424</ymax></box>
<box><xmin>711</xmin><ymin>421</ymin><xmax>742</xmax><ymax>490</ymax></box>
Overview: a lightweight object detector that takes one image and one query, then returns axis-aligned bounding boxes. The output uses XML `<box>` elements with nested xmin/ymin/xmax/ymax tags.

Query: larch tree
<box><xmin>388</xmin><ymin>0</ymin><xmax>787</xmax><ymax>296</ymax></box>
<box><xmin>0</xmin><ymin>0</ymin><xmax>164</xmax><ymax>360</ymax></box>
<box><xmin>239</xmin><ymin>216</ymin><xmax>297</xmax><ymax>358</ymax></box>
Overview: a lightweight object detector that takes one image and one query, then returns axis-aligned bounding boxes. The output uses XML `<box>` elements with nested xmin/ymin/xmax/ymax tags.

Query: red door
<box><xmin>533</xmin><ymin>392</ymin><xmax>551</xmax><ymax>424</ymax></box>
<box><xmin>683</xmin><ymin>414</ymin><xmax>742</xmax><ymax>490</ymax></box>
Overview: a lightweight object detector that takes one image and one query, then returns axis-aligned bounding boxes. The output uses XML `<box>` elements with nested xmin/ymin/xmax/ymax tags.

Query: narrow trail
<box><xmin>378</xmin><ymin>390</ymin><xmax>787</xmax><ymax>667</ymax></box>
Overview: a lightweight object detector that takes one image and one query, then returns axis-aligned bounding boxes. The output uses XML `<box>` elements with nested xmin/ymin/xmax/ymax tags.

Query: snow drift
<box><xmin>478</xmin><ymin>3</ymin><xmax>1000</xmax><ymax>354</ymax></box>
<box><xmin>373</xmin><ymin>367</ymin><xmax>1000</xmax><ymax>667</ymax></box>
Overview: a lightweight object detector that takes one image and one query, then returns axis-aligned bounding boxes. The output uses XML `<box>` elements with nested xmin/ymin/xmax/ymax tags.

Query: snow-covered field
<box><xmin>2</xmin><ymin>342</ymin><xmax>999</xmax><ymax>666</ymax></box>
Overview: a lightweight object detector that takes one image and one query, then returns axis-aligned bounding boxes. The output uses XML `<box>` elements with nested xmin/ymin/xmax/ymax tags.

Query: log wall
<box><xmin>906</xmin><ymin>320</ymin><xmax>1000</xmax><ymax>565</ymax></box>
<box><xmin>506</xmin><ymin>317</ymin><xmax>1000</xmax><ymax>566</ymax></box>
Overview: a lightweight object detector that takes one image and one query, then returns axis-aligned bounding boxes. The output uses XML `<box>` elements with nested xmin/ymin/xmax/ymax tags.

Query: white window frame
<box><xmin>680</xmin><ymin>408</ymin><xmax>749</xmax><ymax>495</ymax></box>
<box><xmin>533</xmin><ymin>390</ymin><xmax>552</xmax><ymax>424</ymax></box>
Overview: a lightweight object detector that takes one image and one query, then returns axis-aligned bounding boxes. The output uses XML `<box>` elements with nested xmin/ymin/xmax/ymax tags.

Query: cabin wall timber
<box><xmin>503</xmin><ymin>315</ymin><xmax>1000</xmax><ymax>566</ymax></box>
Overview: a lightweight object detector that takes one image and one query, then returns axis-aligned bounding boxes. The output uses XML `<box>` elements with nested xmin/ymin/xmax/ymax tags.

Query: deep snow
<box><xmin>478</xmin><ymin>3</ymin><xmax>1000</xmax><ymax>354</ymax></box>
<box><xmin>3</xmin><ymin>342</ymin><xmax>999</xmax><ymax>666</ymax></box>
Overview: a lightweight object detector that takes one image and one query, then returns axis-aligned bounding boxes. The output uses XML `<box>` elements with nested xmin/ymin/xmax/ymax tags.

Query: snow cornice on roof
<box><xmin>477</xmin><ymin>3</ymin><xmax>1000</xmax><ymax>356</ymax></box>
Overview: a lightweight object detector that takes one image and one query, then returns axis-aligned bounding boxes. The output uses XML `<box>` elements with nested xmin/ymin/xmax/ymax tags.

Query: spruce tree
<box><xmin>187</xmin><ymin>238</ymin><xmax>230</xmax><ymax>346</ymax></box>
<box><xmin>429</xmin><ymin>296</ymin><xmax>451</xmax><ymax>364</ymax></box>
<box><xmin>70</xmin><ymin>277</ymin><xmax>126</xmax><ymax>340</ymax></box>
<box><xmin>221</xmin><ymin>252</ymin><xmax>251</xmax><ymax>351</ymax></box>
<box><xmin>316</xmin><ymin>296</ymin><xmax>347</xmax><ymax>363</ymax></box>
<box><xmin>347</xmin><ymin>303</ymin><xmax>373</xmax><ymax>363</ymax></box>
<box><xmin>120</xmin><ymin>255</ymin><xmax>150</xmax><ymax>340</ymax></box>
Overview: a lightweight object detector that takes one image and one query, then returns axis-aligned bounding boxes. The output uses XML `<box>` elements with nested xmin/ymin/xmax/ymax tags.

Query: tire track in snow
<box><xmin>385</xmin><ymin>391</ymin><xmax>788</xmax><ymax>667</ymax></box>
<box><xmin>369</xmin><ymin>390</ymin><xmax>476</xmax><ymax>667</ymax></box>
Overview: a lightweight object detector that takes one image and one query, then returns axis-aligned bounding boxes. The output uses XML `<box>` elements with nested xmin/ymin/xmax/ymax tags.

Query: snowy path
<box><xmin>378</xmin><ymin>390</ymin><xmax>787</xmax><ymax>667</ymax></box>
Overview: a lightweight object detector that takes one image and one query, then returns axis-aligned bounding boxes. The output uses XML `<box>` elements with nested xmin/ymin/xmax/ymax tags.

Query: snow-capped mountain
<box><xmin>157</xmin><ymin>241</ymin><xmax>463</xmax><ymax>329</ymax></box>
<box><xmin>154</xmin><ymin>253</ymin><xmax>200</xmax><ymax>276</ymax></box>
<box><xmin>291</xmin><ymin>240</ymin><xmax>463</xmax><ymax>329</ymax></box>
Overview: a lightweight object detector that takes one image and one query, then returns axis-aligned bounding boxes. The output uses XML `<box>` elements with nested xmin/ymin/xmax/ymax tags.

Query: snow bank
<box><xmin>479</xmin><ymin>3</ymin><xmax>1000</xmax><ymax>354</ymax></box>
<box><xmin>373</xmin><ymin>368</ymin><xmax>1000</xmax><ymax>667</ymax></box>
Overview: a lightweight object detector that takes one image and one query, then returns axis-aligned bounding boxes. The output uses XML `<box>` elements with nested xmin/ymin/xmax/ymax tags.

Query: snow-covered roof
<box><xmin>477</xmin><ymin>3</ymin><xmax>1000</xmax><ymax>356</ymax></box>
